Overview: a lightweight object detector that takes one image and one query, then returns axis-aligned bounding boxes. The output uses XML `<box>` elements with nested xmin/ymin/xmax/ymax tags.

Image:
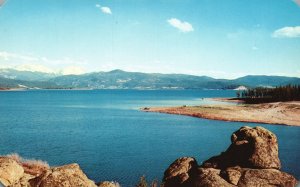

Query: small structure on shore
<box><xmin>234</xmin><ymin>86</ymin><xmax>248</xmax><ymax>91</ymax></box>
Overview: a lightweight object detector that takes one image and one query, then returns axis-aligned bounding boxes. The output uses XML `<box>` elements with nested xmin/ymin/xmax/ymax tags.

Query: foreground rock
<box><xmin>0</xmin><ymin>156</ymin><xmax>120</xmax><ymax>187</ymax></box>
<box><xmin>202</xmin><ymin>126</ymin><xmax>281</xmax><ymax>169</ymax></box>
<box><xmin>236</xmin><ymin>168</ymin><xmax>297</xmax><ymax>186</ymax></box>
<box><xmin>29</xmin><ymin>164</ymin><xmax>97</xmax><ymax>187</ymax></box>
<box><xmin>0</xmin><ymin>157</ymin><xmax>24</xmax><ymax>186</ymax></box>
<box><xmin>163</xmin><ymin>126</ymin><xmax>298</xmax><ymax>187</ymax></box>
<box><xmin>98</xmin><ymin>181</ymin><xmax>120</xmax><ymax>187</ymax></box>
<box><xmin>163</xmin><ymin>157</ymin><xmax>198</xmax><ymax>186</ymax></box>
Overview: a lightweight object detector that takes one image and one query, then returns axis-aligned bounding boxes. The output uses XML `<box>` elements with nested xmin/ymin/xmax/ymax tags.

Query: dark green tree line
<box><xmin>236</xmin><ymin>85</ymin><xmax>300</xmax><ymax>103</ymax></box>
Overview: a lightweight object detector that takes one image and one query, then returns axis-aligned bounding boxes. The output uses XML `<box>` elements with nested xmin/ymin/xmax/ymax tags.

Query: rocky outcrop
<box><xmin>29</xmin><ymin>164</ymin><xmax>97</xmax><ymax>187</ymax></box>
<box><xmin>98</xmin><ymin>181</ymin><xmax>120</xmax><ymax>187</ymax></box>
<box><xmin>163</xmin><ymin>126</ymin><xmax>298</xmax><ymax>187</ymax></box>
<box><xmin>236</xmin><ymin>168</ymin><xmax>297</xmax><ymax>187</ymax></box>
<box><xmin>202</xmin><ymin>126</ymin><xmax>281</xmax><ymax>170</ymax></box>
<box><xmin>0</xmin><ymin>157</ymin><xmax>24</xmax><ymax>186</ymax></box>
<box><xmin>163</xmin><ymin>157</ymin><xmax>198</xmax><ymax>187</ymax></box>
<box><xmin>191</xmin><ymin>168</ymin><xmax>235</xmax><ymax>187</ymax></box>
<box><xmin>0</xmin><ymin>157</ymin><xmax>113</xmax><ymax>187</ymax></box>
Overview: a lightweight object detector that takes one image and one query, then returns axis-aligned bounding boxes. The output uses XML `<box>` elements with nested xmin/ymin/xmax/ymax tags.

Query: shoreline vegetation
<box><xmin>236</xmin><ymin>85</ymin><xmax>300</xmax><ymax>104</ymax></box>
<box><xmin>141</xmin><ymin>99</ymin><xmax>300</xmax><ymax>126</ymax></box>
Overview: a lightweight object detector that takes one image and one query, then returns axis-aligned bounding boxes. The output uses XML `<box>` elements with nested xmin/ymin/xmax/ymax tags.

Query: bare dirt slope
<box><xmin>142</xmin><ymin>101</ymin><xmax>300</xmax><ymax>126</ymax></box>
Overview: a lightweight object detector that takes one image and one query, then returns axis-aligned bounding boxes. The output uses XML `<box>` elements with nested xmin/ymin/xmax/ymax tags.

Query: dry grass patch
<box><xmin>5</xmin><ymin>153</ymin><xmax>49</xmax><ymax>176</ymax></box>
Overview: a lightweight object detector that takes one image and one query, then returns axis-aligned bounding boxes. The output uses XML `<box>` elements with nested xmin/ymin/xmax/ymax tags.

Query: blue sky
<box><xmin>0</xmin><ymin>0</ymin><xmax>300</xmax><ymax>78</ymax></box>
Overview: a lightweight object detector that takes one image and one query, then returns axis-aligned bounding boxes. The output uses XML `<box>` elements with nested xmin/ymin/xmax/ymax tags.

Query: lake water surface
<box><xmin>0</xmin><ymin>90</ymin><xmax>299</xmax><ymax>186</ymax></box>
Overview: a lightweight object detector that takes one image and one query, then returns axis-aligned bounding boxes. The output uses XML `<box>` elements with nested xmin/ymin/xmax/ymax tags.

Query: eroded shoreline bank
<box><xmin>141</xmin><ymin>100</ymin><xmax>300</xmax><ymax>126</ymax></box>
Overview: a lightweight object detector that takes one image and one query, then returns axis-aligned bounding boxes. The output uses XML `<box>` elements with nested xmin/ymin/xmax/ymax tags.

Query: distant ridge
<box><xmin>0</xmin><ymin>68</ymin><xmax>299</xmax><ymax>90</ymax></box>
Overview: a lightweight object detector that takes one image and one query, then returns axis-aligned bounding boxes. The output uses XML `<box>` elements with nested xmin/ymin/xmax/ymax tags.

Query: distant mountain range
<box><xmin>0</xmin><ymin>68</ymin><xmax>299</xmax><ymax>90</ymax></box>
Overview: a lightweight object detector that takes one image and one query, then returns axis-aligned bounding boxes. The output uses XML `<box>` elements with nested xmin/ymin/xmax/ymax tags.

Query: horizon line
<box><xmin>1</xmin><ymin>67</ymin><xmax>300</xmax><ymax>80</ymax></box>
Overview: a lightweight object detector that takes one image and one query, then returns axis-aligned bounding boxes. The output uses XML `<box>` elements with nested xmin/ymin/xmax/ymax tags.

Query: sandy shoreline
<box><xmin>210</xmin><ymin>97</ymin><xmax>245</xmax><ymax>103</ymax></box>
<box><xmin>141</xmin><ymin>101</ymin><xmax>300</xmax><ymax>126</ymax></box>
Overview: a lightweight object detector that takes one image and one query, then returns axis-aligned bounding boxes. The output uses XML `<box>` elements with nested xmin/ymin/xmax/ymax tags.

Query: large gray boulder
<box><xmin>236</xmin><ymin>168</ymin><xmax>297</xmax><ymax>187</ymax></box>
<box><xmin>191</xmin><ymin>168</ymin><xmax>235</xmax><ymax>187</ymax></box>
<box><xmin>163</xmin><ymin>157</ymin><xmax>198</xmax><ymax>187</ymax></box>
<box><xmin>202</xmin><ymin>126</ymin><xmax>281</xmax><ymax>169</ymax></box>
<box><xmin>163</xmin><ymin>126</ymin><xmax>298</xmax><ymax>187</ymax></box>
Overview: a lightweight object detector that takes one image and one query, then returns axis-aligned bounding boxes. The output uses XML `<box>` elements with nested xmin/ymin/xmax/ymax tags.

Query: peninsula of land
<box><xmin>142</xmin><ymin>100</ymin><xmax>300</xmax><ymax>126</ymax></box>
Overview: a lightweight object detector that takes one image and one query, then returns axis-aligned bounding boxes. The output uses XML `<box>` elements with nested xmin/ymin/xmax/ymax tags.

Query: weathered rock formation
<box><xmin>0</xmin><ymin>157</ymin><xmax>24</xmax><ymax>186</ymax></box>
<box><xmin>163</xmin><ymin>157</ymin><xmax>198</xmax><ymax>186</ymax></box>
<box><xmin>202</xmin><ymin>126</ymin><xmax>281</xmax><ymax>170</ymax></box>
<box><xmin>29</xmin><ymin>164</ymin><xmax>97</xmax><ymax>187</ymax></box>
<box><xmin>0</xmin><ymin>157</ymin><xmax>119</xmax><ymax>187</ymax></box>
<box><xmin>163</xmin><ymin>126</ymin><xmax>298</xmax><ymax>187</ymax></box>
<box><xmin>98</xmin><ymin>181</ymin><xmax>120</xmax><ymax>187</ymax></box>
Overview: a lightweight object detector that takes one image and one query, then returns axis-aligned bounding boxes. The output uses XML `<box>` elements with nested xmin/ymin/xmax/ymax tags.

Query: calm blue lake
<box><xmin>0</xmin><ymin>90</ymin><xmax>299</xmax><ymax>186</ymax></box>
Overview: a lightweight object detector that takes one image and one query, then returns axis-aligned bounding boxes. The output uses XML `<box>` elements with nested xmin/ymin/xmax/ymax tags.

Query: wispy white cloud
<box><xmin>0</xmin><ymin>51</ymin><xmax>38</xmax><ymax>62</ymax></box>
<box><xmin>294</xmin><ymin>0</ymin><xmax>300</xmax><ymax>7</ymax></box>
<box><xmin>167</xmin><ymin>18</ymin><xmax>194</xmax><ymax>33</ymax></box>
<box><xmin>96</xmin><ymin>4</ymin><xmax>112</xmax><ymax>15</ymax></box>
<box><xmin>0</xmin><ymin>51</ymin><xmax>86</xmax><ymax>74</ymax></box>
<box><xmin>15</xmin><ymin>64</ymin><xmax>55</xmax><ymax>73</ymax></box>
<box><xmin>272</xmin><ymin>26</ymin><xmax>300</xmax><ymax>38</ymax></box>
<box><xmin>61</xmin><ymin>66</ymin><xmax>85</xmax><ymax>75</ymax></box>
<box><xmin>14</xmin><ymin>64</ymin><xmax>85</xmax><ymax>75</ymax></box>
<box><xmin>101</xmin><ymin>7</ymin><xmax>112</xmax><ymax>14</ymax></box>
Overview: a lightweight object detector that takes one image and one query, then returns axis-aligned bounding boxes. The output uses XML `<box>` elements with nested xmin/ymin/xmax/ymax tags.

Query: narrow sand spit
<box><xmin>141</xmin><ymin>101</ymin><xmax>300</xmax><ymax>126</ymax></box>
